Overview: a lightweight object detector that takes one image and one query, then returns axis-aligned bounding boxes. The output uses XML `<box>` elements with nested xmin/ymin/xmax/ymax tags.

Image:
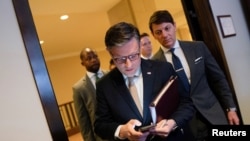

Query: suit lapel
<box><xmin>141</xmin><ymin>60</ymin><xmax>155</xmax><ymax>122</ymax></box>
<box><xmin>154</xmin><ymin>48</ymin><xmax>167</xmax><ymax>62</ymax></box>
<box><xmin>110</xmin><ymin>69</ymin><xmax>143</xmax><ymax>119</ymax></box>
<box><xmin>85</xmin><ymin>74</ymin><xmax>95</xmax><ymax>93</ymax></box>
<box><xmin>179</xmin><ymin>41</ymin><xmax>200</xmax><ymax>93</ymax></box>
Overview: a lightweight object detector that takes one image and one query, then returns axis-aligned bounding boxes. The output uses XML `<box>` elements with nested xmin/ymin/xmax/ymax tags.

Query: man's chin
<box><xmin>92</xmin><ymin>64</ymin><xmax>100</xmax><ymax>69</ymax></box>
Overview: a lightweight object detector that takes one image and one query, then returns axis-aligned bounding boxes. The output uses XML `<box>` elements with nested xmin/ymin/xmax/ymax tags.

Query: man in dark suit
<box><xmin>94</xmin><ymin>22</ymin><xmax>195</xmax><ymax>141</ymax></box>
<box><xmin>73</xmin><ymin>47</ymin><xmax>108</xmax><ymax>141</ymax></box>
<box><xmin>149</xmin><ymin>10</ymin><xmax>240</xmax><ymax>141</ymax></box>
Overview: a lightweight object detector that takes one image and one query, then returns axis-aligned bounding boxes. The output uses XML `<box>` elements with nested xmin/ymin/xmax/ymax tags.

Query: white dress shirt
<box><xmin>160</xmin><ymin>40</ymin><xmax>191</xmax><ymax>83</ymax></box>
<box><xmin>86</xmin><ymin>69</ymin><xmax>104</xmax><ymax>89</ymax></box>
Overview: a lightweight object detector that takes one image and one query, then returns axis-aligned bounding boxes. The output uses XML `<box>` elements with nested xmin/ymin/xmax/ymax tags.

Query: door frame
<box><xmin>11</xmin><ymin>1</ymin><xmax>243</xmax><ymax>140</ymax></box>
<box><xmin>181</xmin><ymin>0</ymin><xmax>243</xmax><ymax>123</ymax></box>
<box><xmin>12</xmin><ymin>0</ymin><xmax>68</xmax><ymax>140</ymax></box>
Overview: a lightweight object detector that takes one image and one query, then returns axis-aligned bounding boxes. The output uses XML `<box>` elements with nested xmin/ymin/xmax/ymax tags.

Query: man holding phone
<box><xmin>94</xmin><ymin>22</ymin><xmax>195</xmax><ymax>141</ymax></box>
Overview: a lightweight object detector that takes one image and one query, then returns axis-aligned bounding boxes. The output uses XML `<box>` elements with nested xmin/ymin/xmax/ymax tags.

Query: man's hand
<box><xmin>227</xmin><ymin>111</ymin><xmax>240</xmax><ymax>125</ymax></box>
<box><xmin>150</xmin><ymin>119</ymin><xmax>176</xmax><ymax>138</ymax></box>
<box><xmin>119</xmin><ymin>119</ymin><xmax>149</xmax><ymax>141</ymax></box>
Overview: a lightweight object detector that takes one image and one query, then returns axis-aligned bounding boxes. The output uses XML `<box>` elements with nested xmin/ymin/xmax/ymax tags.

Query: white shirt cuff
<box><xmin>114</xmin><ymin>125</ymin><xmax>126</xmax><ymax>140</ymax></box>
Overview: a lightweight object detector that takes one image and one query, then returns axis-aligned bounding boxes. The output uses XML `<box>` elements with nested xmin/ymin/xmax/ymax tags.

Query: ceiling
<box><xmin>29</xmin><ymin>0</ymin><xmax>184</xmax><ymax>60</ymax></box>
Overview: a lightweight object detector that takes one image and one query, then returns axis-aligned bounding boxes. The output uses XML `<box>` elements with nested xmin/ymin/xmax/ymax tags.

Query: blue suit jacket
<box><xmin>153</xmin><ymin>40</ymin><xmax>236</xmax><ymax>124</ymax></box>
<box><xmin>94</xmin><ymin>59</ymin><xmax>195</xmax><ymax>140</ymax></box>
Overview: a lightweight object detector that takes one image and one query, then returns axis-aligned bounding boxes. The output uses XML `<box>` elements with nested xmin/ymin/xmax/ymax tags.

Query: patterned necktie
<box><xmin>170</xmin><ymin>48</ymin><xmax>190</xmax><ymax>92</ymax></box>
<box><xmin>128</xmin><ymin>76</ymin><xmax>143</xmax><ymax>116</ymax></box>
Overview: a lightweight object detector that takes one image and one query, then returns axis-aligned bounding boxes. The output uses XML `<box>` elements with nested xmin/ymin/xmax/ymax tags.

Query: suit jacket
<box><xmin>73</xmin><ymin>70</ymin><xmax>108</xmax><ymax>141</ymax></box>
<box><xmin>153</xmin><ymin>40</ymin><xmax>236</xmax><ymax>124</ymax></box>
<box><xmin>94</xmin><ymin>59</ymin><xmax>195</xmax><ymax>141</ymax></box>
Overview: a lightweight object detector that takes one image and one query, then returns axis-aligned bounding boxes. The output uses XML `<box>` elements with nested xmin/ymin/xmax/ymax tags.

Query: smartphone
<box><xmin>138</xmin><ymin>124</ymin><xmax>155</xmax><ymax>133</ymax></box>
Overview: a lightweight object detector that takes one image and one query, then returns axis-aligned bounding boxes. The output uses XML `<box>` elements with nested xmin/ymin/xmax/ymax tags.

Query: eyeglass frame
<box><xmin>112</xmin><ymin>52</ymin><xmax>140</xmax><ymax>64</ymax></box>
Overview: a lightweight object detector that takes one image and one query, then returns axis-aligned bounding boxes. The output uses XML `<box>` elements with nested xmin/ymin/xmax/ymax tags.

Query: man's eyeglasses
<box><xmin>113</xmin><ymin>53</ymin><xmax>140</xmax><ymax>64</ymax></box>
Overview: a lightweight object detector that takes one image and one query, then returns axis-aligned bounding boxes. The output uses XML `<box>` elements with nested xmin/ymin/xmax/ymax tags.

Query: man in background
<box><xmin>140</xmin><ymin>32</ymin><xmax>153</xmax><ymax>59</ymax></box>
<box><xmin>73</xmin><ymin>47</ymin><xmax>108</xmax><ymax>141</ymax></box>
<box><xmin>149</xmin><ymin>10</ymin><xmax>240</xmax><ymax>141</ymax></box>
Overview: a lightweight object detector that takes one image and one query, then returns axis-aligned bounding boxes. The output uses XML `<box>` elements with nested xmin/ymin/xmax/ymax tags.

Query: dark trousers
<box><xmin>187</xmin><ymin>112</ymin><xmax>210</xmax><ymax>141</ymax></box>
<box><xmin>148</xmin><ymin>127</ymin><xmax>190</xmax><ymax>141</ymax></box>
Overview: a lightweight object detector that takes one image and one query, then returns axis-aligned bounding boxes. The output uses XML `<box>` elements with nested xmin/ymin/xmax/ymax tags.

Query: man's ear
<box><xmin>150</xmin><ymin>31</ymin><xmax>154</xmax><ymax>37</ymax></box>
<box><xmin>81</xmin><ymin>61</ymin><xmax>85</xmax><ymax>66</ymax></box>
<box><xmin>150</xmin><ymin>31</ymin><xmax>156</xmax><ymax>39</ymax></box>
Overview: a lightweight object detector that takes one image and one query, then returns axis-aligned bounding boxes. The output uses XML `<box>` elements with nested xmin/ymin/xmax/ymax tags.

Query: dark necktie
<box><xmin>95</xmin><ymin>73</ymin><xmax>100</xmax><ymax>81</ymax></box>
<box><xmin>170</xmin><ymin>48</ymin><xmax>190</xmax><ymax>92</ymax></box>
<box><xmin>128</xmin><ymin>76</ymin><xmax>143</xmax><ymax>116</ymax></box>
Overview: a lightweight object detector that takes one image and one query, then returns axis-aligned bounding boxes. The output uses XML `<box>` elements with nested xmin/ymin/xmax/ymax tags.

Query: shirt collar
<box><xmin>141</xmin><ymin>54</ymin><xmax>153</xmax><ymax>60</ymax></box>
<box><xmin>123</xmin><ymin>66</ymin><xmax>141</xmax><ymax>79</ymax></box>
<box><xmin>160</xmin><ymin>40</ymin><xmax>180</xmax><ymax>53</ymax></box>
<box><xmin>86</xmin><ymin>69</ymin><xmax>102</xmax><ymax>78</ymax></box>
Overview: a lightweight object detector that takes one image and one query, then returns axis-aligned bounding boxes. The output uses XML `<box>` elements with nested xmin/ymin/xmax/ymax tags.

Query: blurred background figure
<box><xmin>140</xmin><ymin>32</ymin><xmax>153</xmax><ymax>59</ymax></box>
<box><xmin>72</xmin><ymin>47</ymin><xmax>108</xmax><ymax>141</ymax></box>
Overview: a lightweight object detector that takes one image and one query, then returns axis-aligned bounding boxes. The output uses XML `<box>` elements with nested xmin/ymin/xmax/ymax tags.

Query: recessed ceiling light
<box><xmin>40</xmin><ymin>40</ymin><xmax>44</xmax><ymax>44</ymax></box>
<box><xmin>60</xmin><ymin>15</ymin><xmax>69</xmax><ymax>20</ymax></box>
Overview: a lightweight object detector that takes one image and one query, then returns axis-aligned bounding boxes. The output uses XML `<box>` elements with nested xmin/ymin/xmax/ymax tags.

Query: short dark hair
<box><xmin>105</xmin><ymin>22</ymin><xmax>140</xmax><ymax>49</ymax></box>
<box><xmin>149</xmin><ymin>10</ymin><xmax>174</xmax><ymax>32</ymax></box>
<box><xmin>140</xmin><ymin>32</ymin><xmax>149</xmax><ymax>39</ymax></box>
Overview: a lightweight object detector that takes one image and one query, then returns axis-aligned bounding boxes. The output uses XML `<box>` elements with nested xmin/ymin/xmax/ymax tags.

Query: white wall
<box><xmin>210</xmin><ymin>0</ymin><xmax>250</xmax><ymax>124</ymax></box>
<box><xmin>0</xmin><ymin>0</ymin><xmax>52</xmax><ymax>140</ymax></box>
